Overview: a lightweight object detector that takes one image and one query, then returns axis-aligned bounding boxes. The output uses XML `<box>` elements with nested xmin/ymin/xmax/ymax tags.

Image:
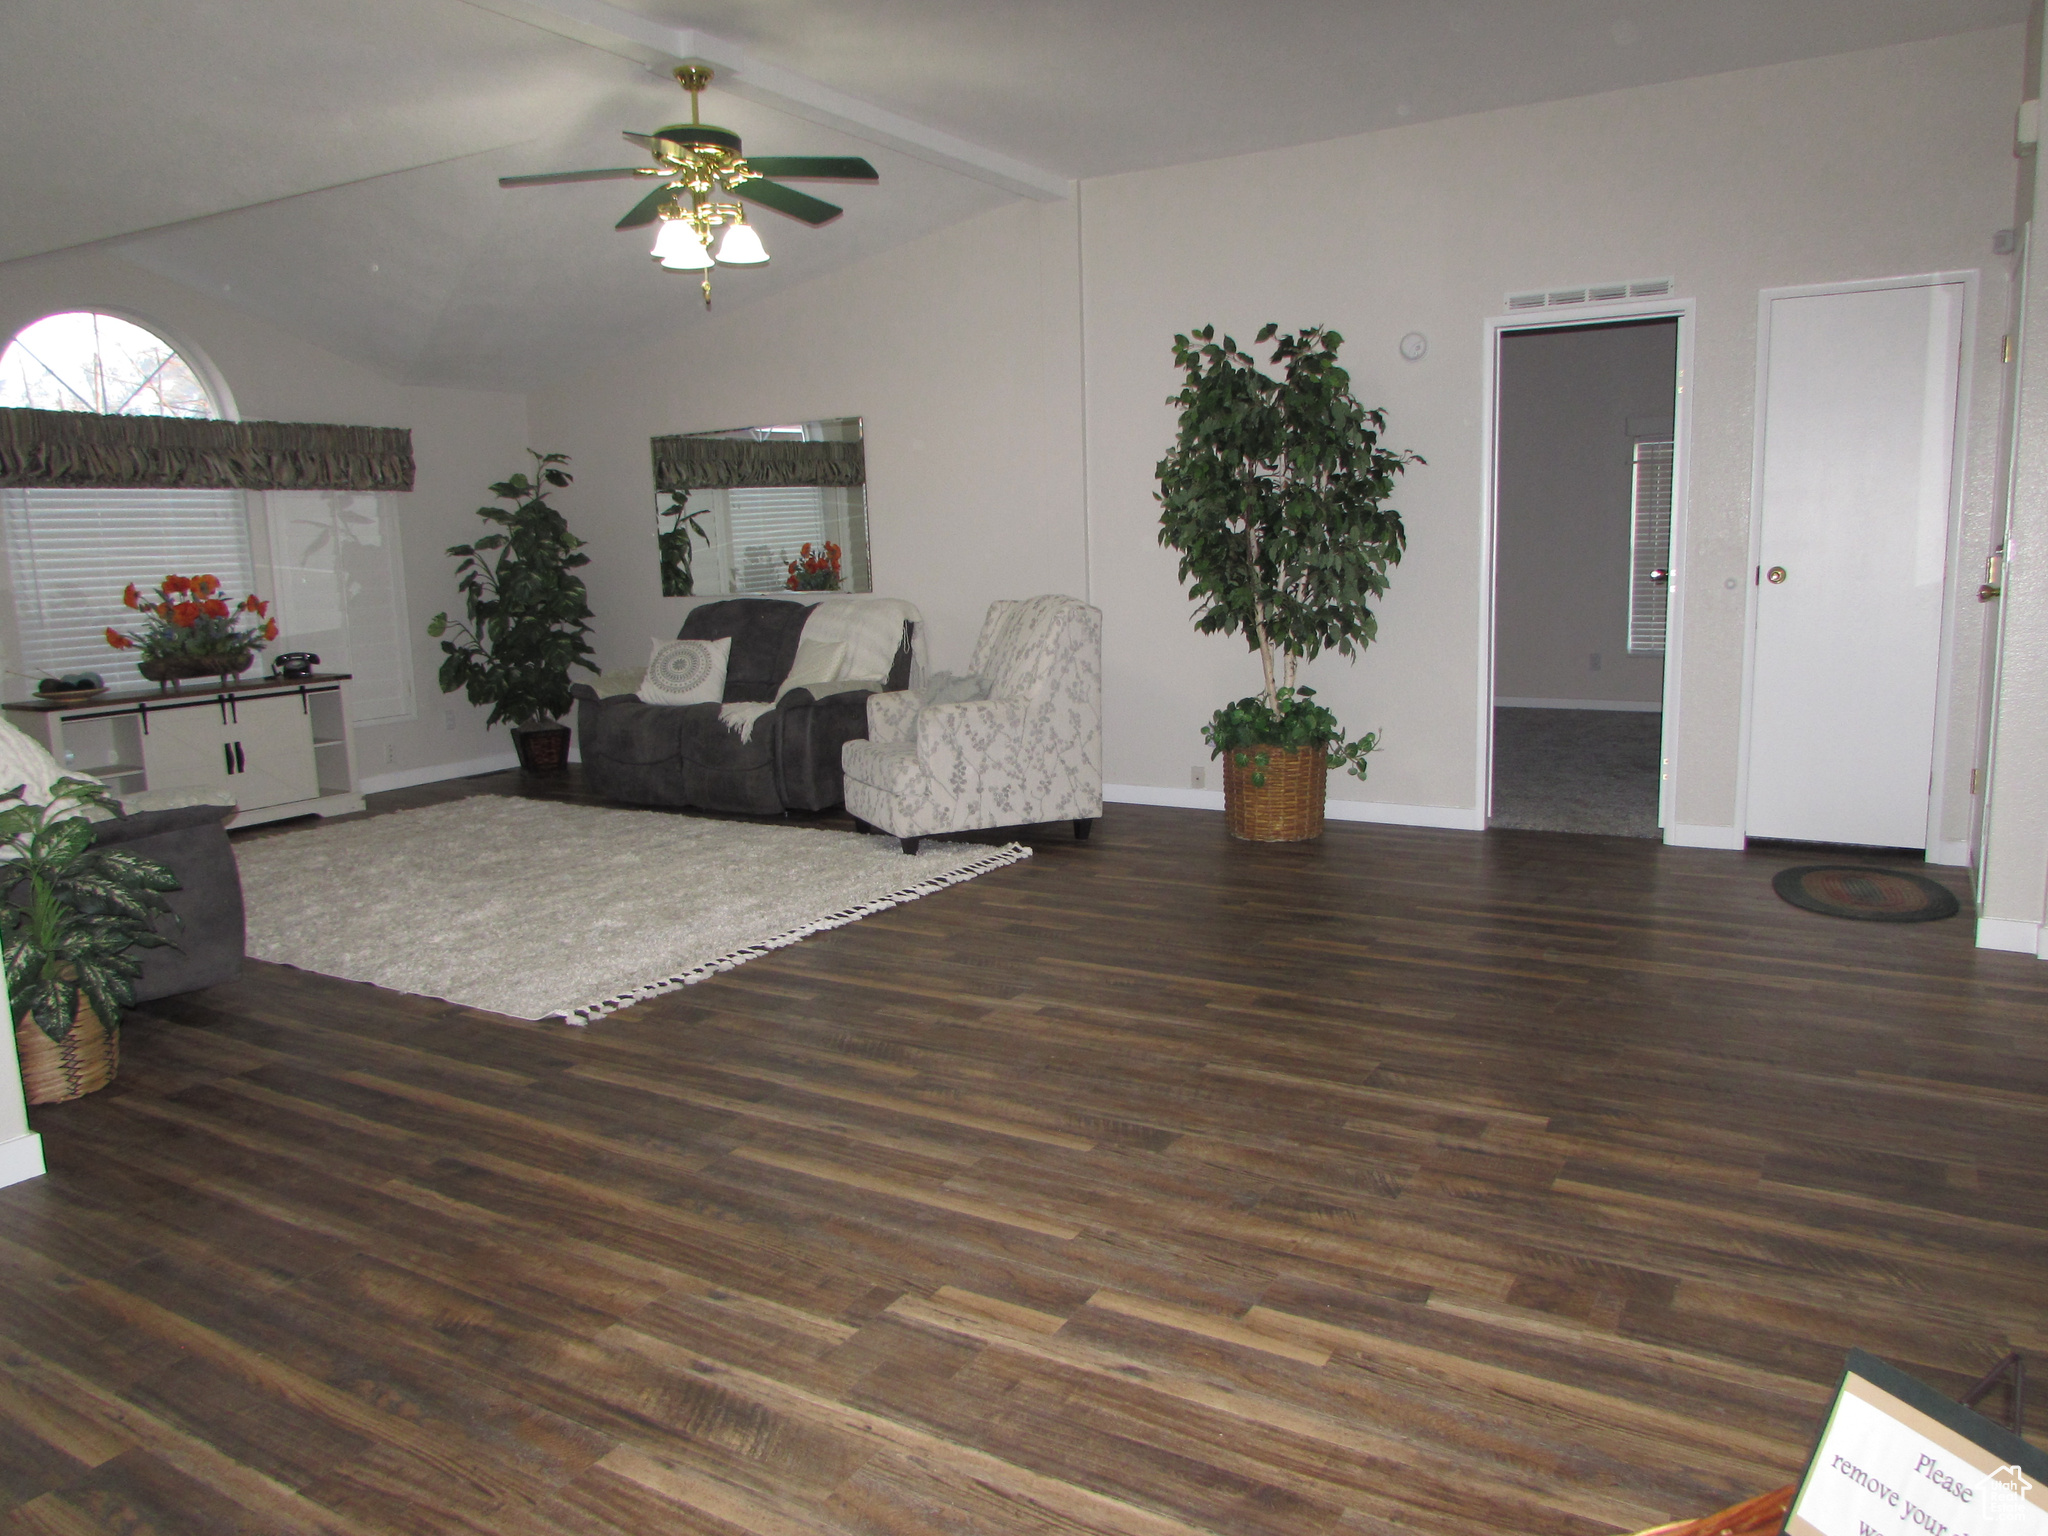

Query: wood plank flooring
<box><xmin>4</xmin><ymin>774</ymin><xmax>2045</xmax><ymax>1535</ymax></box>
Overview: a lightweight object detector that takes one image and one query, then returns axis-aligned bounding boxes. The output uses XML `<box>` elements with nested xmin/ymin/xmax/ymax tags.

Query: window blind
<box><xmin>1627</xmin><ymin>440</ymin><xmax>1674</xmax><ymax>655</ymax></box>
<box><xmin>726</xmin><ymin>486</ymin><xmax>831</xmax><ymax>592</ymax></box>
<box><xmin>1</xmin><ymin>485</ymin><xmax>255</xmax><ymax>688</ymax></box>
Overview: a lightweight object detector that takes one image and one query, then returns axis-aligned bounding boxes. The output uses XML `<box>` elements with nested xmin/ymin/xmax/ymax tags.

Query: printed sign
<box><xmin>1788</xmin><ymin>1351</ymin><xmax>2047</xmax><ymax>1536</ymax></box>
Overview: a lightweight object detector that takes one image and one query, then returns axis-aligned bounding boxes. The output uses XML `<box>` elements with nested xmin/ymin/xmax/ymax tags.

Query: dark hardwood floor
<box><xmin>4</xmin><ymin>772</ymin><xmax>2045</xmax><ymax>1535</ymax></box>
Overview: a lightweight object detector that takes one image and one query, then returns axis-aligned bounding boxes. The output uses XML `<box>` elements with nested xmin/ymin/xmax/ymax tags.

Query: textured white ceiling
<box><xmin>2</xmin><ymin>0</ymin><xmax>2026</xmax><ymax>391</ymax></box>
<box><xmin>607</xmin><ymin>0</ymin><xmax>2030</xmax><ymax>179</ymax></box>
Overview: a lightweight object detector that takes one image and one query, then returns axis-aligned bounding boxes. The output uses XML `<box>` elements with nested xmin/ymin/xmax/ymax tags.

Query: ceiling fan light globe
<box><xmin>716</xmin><ymin>222</ymin><xmax>769</xmax><ymax>265</ymax></box>
<box><xmin>651</xmin><ymin>218</ymin><xmax>710</xmax><ymax>266</ymax></box>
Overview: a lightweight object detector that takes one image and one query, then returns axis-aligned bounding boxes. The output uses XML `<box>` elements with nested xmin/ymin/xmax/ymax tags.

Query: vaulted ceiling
<box><xmin>4</xmin><ymin>0</ymin><xmax>2025</xmax><ymax>391</ymax></box>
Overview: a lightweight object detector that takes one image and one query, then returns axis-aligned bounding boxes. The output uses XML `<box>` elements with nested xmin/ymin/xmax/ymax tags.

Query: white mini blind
<box><xmin>726</xmin><ymin>486</ymin><xmax>833</xmax><ymax>592</ymax></box>
<box><xmin>1627</xmin><ymin>440</ymin><xmax>1675</xmax><ymax>655</ymax></box>
<box><xmin>265</xmin><ymin>490</ymin><xmax>415</xmax><ymax>723</ymax></box>
<box><xmin>1</xmin><ymin>486</ymin><xmax>255</xmax><ymax>688</ymax></box>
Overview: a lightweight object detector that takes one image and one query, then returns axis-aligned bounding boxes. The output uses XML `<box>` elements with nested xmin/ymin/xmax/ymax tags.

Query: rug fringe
<box><xmin>555</xmin><ymin>840</ymin><xmax>1034</xmax><ymax>1025</ymax></box>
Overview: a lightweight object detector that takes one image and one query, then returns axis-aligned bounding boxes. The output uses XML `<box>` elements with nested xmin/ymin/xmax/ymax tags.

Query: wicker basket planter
<box><xmin>1223</xmin><ymin>744</ymin><xmax>1327</xmax><ymax>842</ymax></box>
<box><xmin>14</xmin><ymin>1000</ymin><xmax>118</xmax><ymax>1105</ymax></box>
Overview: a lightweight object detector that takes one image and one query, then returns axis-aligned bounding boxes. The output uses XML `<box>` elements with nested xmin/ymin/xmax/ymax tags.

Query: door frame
<box><xmin>1477</xmin><ymin>297</ymin><xmax>1697</xmax><ymax>836</ymax></box>
<box><xmin>1736</xmin><ymin>271</ymin><xmax>1979</xmax><ymax>858</ymax></box>
<box><xmin>1974</xmin><ymin>232</ymin><xmax>2027</xmax><ymax>893</ymax></box>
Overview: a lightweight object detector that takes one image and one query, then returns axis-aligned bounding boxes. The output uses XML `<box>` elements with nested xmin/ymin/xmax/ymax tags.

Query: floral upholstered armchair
<box><xmin>841</xmin><ymin>594</ymin><xmax>1102</xmax><ymax>854</ymax></box>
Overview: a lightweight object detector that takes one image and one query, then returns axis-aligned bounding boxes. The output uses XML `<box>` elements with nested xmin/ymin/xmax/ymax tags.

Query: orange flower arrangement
<box><xmin>106</xmin><ymin>573</ymin><xmax>278</xmax><ymax>672</ymax></box>
<box><xmin>785</xmin><ymin>541</ymin><xmax>843</xmax><ymax>592</ymax></box>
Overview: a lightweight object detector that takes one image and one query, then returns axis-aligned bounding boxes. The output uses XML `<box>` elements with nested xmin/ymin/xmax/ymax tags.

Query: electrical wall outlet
<box><xmin>1589</xmin><ymin>651</ymin><xmax>1603</xmax><ymax>671</ymax></box>
<box><xmin>384</xmin><ymin>743</ymin><xmax>395</xmax><ymax>765</ymax></box>
<box><xmin>1190</xmin><ymin>765</ymin><xmax>1206</xmax><ymax>789</ymax></box>
<box><xmin>442</xmin><ymin>705</ymin><xmax>455</xmax><ymax>731</ymax></box>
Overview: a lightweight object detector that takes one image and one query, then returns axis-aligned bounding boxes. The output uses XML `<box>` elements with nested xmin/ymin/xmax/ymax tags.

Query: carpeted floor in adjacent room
<box><xmin>1490</xmin><ymin>704</ymin><xmax>1663</xmax><ymax>838</ymax></box>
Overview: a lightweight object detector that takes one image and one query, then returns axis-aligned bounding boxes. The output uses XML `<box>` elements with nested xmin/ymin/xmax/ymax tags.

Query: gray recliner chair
<box><xmin>1</xmin><ymin>717</ymin><xmax>245</xmax><ymax>1003</ymax></box>
<box><xmin>92</xmin><ymin>804</ymin><xmax>246</xmax><ymax>1002</ymax></box>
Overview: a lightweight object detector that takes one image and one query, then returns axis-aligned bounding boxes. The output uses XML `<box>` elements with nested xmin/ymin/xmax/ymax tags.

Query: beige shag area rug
<box><xmin>235</xmin><ymin>797</ymin><xmax>1029</xmax><ymax>1024</ymax></box>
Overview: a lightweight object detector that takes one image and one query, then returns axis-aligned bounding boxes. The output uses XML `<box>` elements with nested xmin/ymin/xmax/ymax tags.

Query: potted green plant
<box><xmin>428</xmin><ymin>451</ymin><xmax>598</xmax><ymax>772</ymax></box>
<box><xmin>657</xmin><ymin>491</ymin><xmax>712</xmax><ymax>596</ymax></box>
<box><xmin>1156</xmin><ymin>324</ymin><xmax>1420</xmax><ymax>841</ymax></box>
<box><xmin>1</xmin><ymin>776</ymin><xmax>179</xmax><ymax>1103</ymax></box>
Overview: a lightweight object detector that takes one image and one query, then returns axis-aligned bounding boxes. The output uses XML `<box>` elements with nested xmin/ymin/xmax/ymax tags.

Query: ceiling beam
<box><xmin>453</xmin><ymin>0</ymin><xmax>1072</xmax><ymax>201</ymax></box>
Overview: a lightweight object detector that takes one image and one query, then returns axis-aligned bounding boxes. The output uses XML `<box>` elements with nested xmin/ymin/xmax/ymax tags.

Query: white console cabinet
<box><xmin>3</xmin><ymin>673</ymin><xmax>365</xmax><ymax>829</ymax></box>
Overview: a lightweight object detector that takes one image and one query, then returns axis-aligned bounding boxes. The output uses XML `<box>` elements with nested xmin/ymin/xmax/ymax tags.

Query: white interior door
<box><xmin>1746</xmin><ymin>280</ymin><xmax>1963</xmax><ymax>849</ymax></box>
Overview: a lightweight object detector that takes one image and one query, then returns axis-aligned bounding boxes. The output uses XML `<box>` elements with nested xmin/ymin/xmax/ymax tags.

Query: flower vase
<box><xmin>139</xmin><ymin>649</ymin><xmax>255</xmax><ymax>689</ymax></box>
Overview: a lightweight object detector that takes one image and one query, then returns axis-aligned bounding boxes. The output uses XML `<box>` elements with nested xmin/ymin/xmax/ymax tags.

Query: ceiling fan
<box><xmin>499</xmin><ymin>64</ymin><xmax>878</xmax><ymax>305</ymax></box>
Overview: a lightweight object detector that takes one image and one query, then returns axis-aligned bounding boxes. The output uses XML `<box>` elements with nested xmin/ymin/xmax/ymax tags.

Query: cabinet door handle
<box><xmin>234</xmin><ymin>741</ymin><xmax>245</xmax><ymax>773</ymax></box>
<box><xmin>223</xmin><ymin>743</ymin><xmax>235</xmax><ymax>776</ymax></box>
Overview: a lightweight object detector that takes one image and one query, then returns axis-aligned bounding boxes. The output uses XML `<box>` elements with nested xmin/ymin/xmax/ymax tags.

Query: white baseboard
<box><xmin>1665</xmin><ymin>823</ymin><xmax>1745</xmax><ymax>850</ymax></box>
<box><xmin>1326</xmin><ymin>798</ymin><xmax>1487</xmax><ymax>831</ymax></box>
<box><xmin>359</xmin><ymin>750</ymin><xmax>520</xmax><ymax>796</ymax></box>
<box><xmin>0</xmin><ymin>1132</ymin><xmax>45</xmax><ymax>1188</ymax></box>
<box><xmin>1976</xmin><ymin>917</ymin><xmax>2045</xmax><ymax>955</ymax></box>
<box><xmin>1494</xmin><ymin>697</ymin><xmax>1663</xmax><ymax>713</ymax></box>
<box><xmin>1102</xmin><ymin>784</ymin><xmax>1484</xmax><ymax>832</ymax></box>
<box><xmin>1105</xmin><ymin>783</ymin><xmax>1225</xmax><ymax>812</ymax></box>
<box><xmin>1925</xmin><ymin>839</ymin><xmax>1971</xmax><ymax>869</ymax></box>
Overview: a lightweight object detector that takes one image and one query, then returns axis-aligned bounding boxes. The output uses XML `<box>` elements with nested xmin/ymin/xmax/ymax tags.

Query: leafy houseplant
<box><xmin>428</xmin><ymin>451</ymin><xmax>598</xmax><ymax>772</ymax></box>
<box><xmin>1156</xmin><ymin>324</ymin><xmax>1419</xmax><ymax>840</ymax></box>
<box><xmin>105</xmin><ymin>573</ymin><xmax>278</xmax><ymax>686</ymax></box>
<box><xmin>657</xmin><ymin>491</ymin><xmax>712</xmax><ymax>597</ymax></box>
<box><xmin>1</xmin><ymin>776</ymin><xmax>178</xmax><ymax>1103</ymax></box>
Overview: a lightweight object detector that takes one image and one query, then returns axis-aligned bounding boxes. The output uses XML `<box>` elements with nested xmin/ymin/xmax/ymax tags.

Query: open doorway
<box><xmin>1489</xmin><ymin>317</ymin><xmax>1678</xmax><ymax>837</ymax></box>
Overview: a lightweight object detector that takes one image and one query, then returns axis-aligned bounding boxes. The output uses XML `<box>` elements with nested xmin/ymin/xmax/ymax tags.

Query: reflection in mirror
<box><xmin>653</xmin><ymin>417</ymin><xmax>869</xmax><ymax>596</ymax></box>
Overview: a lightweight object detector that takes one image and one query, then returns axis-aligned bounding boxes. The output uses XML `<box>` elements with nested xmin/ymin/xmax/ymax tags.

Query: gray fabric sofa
<box><xmin>92</xmin><ymin>803</ymin><xmax>246</xmax><ymax>1002</ymax></box>
<box><xmin>572</xmin><ymin>597</ymin><xmax>914</xmax><ymax>816</ymax></box>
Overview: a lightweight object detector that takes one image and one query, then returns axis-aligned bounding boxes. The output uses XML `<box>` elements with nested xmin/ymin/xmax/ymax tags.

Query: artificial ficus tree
<box><xmin>1156</xmin><ymin>323</ymin><xmax>1420</xmax><ymax>776</ymax></box>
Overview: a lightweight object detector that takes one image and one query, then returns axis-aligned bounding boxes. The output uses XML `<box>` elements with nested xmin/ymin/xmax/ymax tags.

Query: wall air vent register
<box><xmin>1507</xmin><ymin>278</ymin><xmax>1674</xmax><ymax>311</ymax></box>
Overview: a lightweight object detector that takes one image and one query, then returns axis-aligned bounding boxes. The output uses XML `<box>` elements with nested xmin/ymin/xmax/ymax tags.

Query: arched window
<box><xmin>0</xmin><ymin>311</ymin><xmax>220</xmax><ymax>419</ymax></box>
<box><xmin>2</xmin><ymin>313</ymin><xmax>252</xmax><ymax>693</ymax></box>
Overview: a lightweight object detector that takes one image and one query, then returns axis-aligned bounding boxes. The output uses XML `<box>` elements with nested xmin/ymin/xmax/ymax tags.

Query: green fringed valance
<box><xmin>0</xmin><ymin>408</ymin><xmax>416</xmax><ymax>492</ymax></box>
<box><xmin>649</xmin><ymin>436</ymin><xmax>864</xmax><ymax>494</ymax></box>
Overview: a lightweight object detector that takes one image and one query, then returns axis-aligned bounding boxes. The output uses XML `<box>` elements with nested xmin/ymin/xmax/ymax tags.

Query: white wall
<box><xmin>0</xmin><ymin>250</ymin><xmax>533</xmax><ymax>786</ymax></box>
<box><xmin>0</xmin><ymin>969</ymin><xmax>43</xmax><ymax>1188</ymax></box>
<box><xmin>534</xmin><ymin>30</ymin><xmax>2018</xmax><ymax>843</ymax></box>
<box><xmin>1494</xmin><ymin>319</ymin><xmax>1676</xmax><ymax>709</ymax></box>
<box><xmin>1081</xmin><ymin>28</ymin><xmax>2020</xmax><ymax>833</ymax></box>
<box><xmin>526</xmin><ymin>199</ymin><xmax>1086</xmax><ymax>679</ymax></box>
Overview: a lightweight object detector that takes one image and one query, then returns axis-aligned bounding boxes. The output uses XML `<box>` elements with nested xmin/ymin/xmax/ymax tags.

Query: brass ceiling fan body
<box><xmin>498</xmin><ymin>65</ymin><xmax>878</xmax><ymax>303</ymax></box>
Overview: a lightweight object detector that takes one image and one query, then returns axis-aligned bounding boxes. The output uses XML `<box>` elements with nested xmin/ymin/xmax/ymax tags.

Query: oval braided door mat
<box><xmin>1771</xmin><ymin>864</ymin><xmax>1960</xmax><ymax>923</ymax></box>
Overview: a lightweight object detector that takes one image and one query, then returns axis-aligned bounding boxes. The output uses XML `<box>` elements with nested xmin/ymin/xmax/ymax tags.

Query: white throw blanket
<box><xmin>798</xmin><ymin>598</ymin><xmax>925</xmax><ymax>688</ymax></box>
<box><xmin>713</xmin><ymin>598</ymin><xmax>925</xmax><ymax>743</ymax></box>
<box><xmin>719</xmin><ymin>701</ymin><xmax>776</xmax><ymax>743</ymax></box>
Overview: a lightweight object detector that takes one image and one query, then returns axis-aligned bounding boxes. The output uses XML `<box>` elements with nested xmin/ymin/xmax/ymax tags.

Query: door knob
<box><xmin>1648</xmin><ymin>568</ymin><xmax>1669</xmax><ymax>584</ymax></box>
<box><xmin>1766</xmin><ymin>566</ymin><xmax>1788</xmax><ymax>585</ymax></box>
<box><xmin>1979</xmin><ymin>583</ymin><xmax>2002</xmax><ymax>601</ymax></box>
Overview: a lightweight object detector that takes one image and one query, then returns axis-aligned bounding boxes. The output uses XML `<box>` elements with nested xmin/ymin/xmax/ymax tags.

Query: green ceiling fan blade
<box><xmin>615</xmin><ymin>185</ymin><xmax>675</xmax><ymax>230</ymax></box>
<box><xmin>499</xmin><ymin>167</ymin><xmax>661</xmax><ymax>188</ymax></box>
<box><xmin>744</xmin><ymin>156</ymin><xmax>877</xmax><ymax>182</ymax></box>
<box><xmin>737</xmin><ymin>179</ymin><xmax>842</xmax><ymax>226</ymax></box>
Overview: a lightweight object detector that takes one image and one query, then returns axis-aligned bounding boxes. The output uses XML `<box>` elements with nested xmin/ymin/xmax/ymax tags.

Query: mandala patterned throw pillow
<box><xmin>637</xmin><ymin>636</ymin><xmax>730</xmax><ymax>706</ymax></box>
